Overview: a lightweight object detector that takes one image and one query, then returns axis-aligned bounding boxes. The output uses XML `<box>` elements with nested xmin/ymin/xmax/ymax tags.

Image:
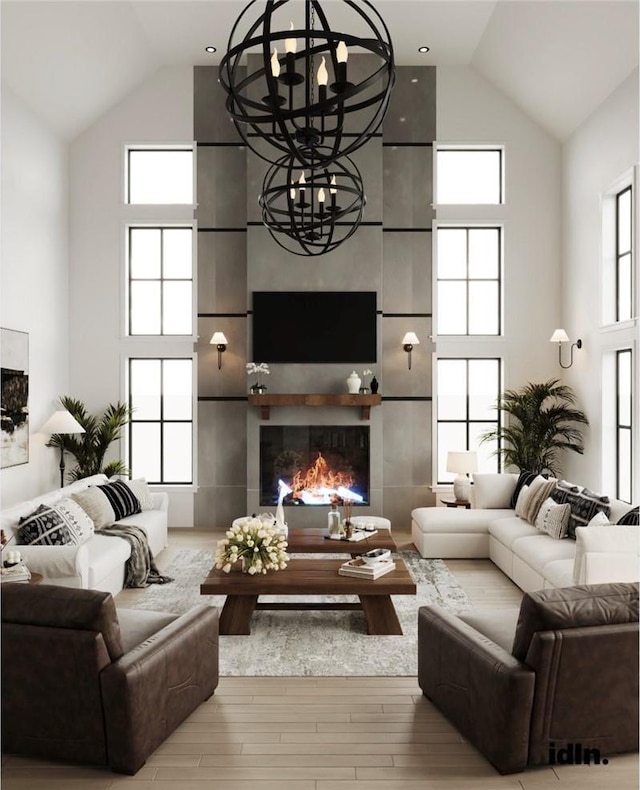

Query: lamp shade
<box><xmin>402</xmin><ymin>332</ymin><xmax>420</xmax><ymax>346</ymax></box>
<box><xmin>550</xmin><ymin>328</ymin><xmax>570</xmax><ymax>343</ymax></box>
<box><xmin>446</xmin><ymin>451</ymin><xmax>478</xmax><ymax>475</ymax></box>
<box><xmin>40</xmin><ymin>410</ymin><xmax>85</xmax><ymax>435</ymax></box>
<box><xmin>210</xmin><ymin>332</ymin><xmax>228</xmax><ymax>345</ymax></box>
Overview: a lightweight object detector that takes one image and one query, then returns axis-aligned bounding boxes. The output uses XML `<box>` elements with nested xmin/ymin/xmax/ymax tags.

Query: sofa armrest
<box><xmin>150</xmin><ymin>492</ymin><xmax>169</xmax><ymax>512</ymax></box>
<box><xmin>582</xmin><ymin>553</ymin><xmax>639</xmax><ymax>584</ymax></box>
<box><xmin>100</xmin><ymin>604</ymin><xmax>218</xmax><ymax>774</ymax></box>
<box><xmin>574</xmin><ymin>526</ymin><xmax>639</xmax><ymax>584</ymax></box>
<box><xmin>418</xmin><ymin>606</ymin><xmax>535</xmax><ymax>774</ymax></box>
<box><xmin>16</xmin><ymin>544</ymin><xmax>89</xmax><ymax>587</ymax></box>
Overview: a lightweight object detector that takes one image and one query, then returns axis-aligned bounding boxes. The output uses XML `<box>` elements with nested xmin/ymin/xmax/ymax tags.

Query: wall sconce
<box><xmin>210</xmin><ymin>332</ymin><xmax>228</xmax><ymax>370</ymax></box>
<box><xmin>402</xmin><ymin>332</ymin><xmax>420</xmax><ymax>370</ymax></box>
<box><xmin>550</xmin><ymin>328</ymin><xmax>582</xmax><ymax>369</ymax></box>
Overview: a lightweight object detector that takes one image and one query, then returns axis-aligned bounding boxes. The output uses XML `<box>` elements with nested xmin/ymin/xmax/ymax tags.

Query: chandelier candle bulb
<box><xmin>270</xmin><ymin>48</ymin><xmax>280</xmax><ymax>77</ymax></box>
<box><xmin>317</xmin><ymin>56</ymin><xmax>328</xmax><ymax>102</ymax></box>
<box><xmin>336</xmin><ymin>40</ymin><xmax>348</xmax><ymax>83</ymax></box>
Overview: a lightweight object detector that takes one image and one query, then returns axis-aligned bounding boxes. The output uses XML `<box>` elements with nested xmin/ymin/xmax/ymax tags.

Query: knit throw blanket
<box><xmin>98</xmin><ymin>524</ymin><xmax>173</xmax><ymax>588</ymax></box>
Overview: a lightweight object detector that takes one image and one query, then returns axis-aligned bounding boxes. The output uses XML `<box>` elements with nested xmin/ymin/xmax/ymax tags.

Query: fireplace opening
<box><xmin>260</xmin><ymin>425</ymin><xmax>370</xmax><ymax>506</ymax></box>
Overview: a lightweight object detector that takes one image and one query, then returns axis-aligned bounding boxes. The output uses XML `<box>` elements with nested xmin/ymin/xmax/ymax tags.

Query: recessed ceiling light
<box><xmin>418</xmin><ymin>46</ymin><xmax>430</xmax><ymax>53</ymax></box>
<box><xmin>205</xmin><ymin>46</ymin><xmax>217</xmax><ymax>53</ymax></box>
<box><xmin>411</xmin><ymin>78</ymin><xmax>419</xmax><ymax>83</ymax></box>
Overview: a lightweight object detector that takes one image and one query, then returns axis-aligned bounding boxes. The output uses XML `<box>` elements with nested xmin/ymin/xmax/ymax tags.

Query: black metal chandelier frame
<box><xmin>219</xmin><ymin>0</ymin><xmax>395</xmax><ymax>168</ymax></box>
<box><xmin>259</xmin><ymin>151</ymin><xmax>365</xmax><ymax>256</ymax></box>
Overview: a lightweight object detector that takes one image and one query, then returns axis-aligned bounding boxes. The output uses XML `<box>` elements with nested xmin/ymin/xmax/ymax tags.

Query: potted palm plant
<box><xmin>480</xmin><ymin>379</ymin><xmax>589</xmax><ymax>476</ymax></box>
<box><xmin>47</xmin><ymin>396</ymin><xmax>132</xmax><ymax>482</ymax></box>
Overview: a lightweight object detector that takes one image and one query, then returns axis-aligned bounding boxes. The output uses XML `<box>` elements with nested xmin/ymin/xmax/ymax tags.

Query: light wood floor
<box><xmin>3</xmin><ymin>528</ymin><xmax>638</xmax><ymax>790</ymax></box>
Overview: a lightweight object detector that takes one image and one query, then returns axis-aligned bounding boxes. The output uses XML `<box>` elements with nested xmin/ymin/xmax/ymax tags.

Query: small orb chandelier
<box><xmin>259</xmin><ymin>151</ymin><xmax>365</xmax><ymax>256</ymax></box>
<box><xmin>219</xmin><ymin>0</ymin><xmax>395</xmax><ymax>168</ymax></box>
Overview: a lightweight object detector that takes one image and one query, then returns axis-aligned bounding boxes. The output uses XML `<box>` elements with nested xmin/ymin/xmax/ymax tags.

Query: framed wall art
<box><xmin>1</xmin><ymin>328</ymin><xmax>29</xmax><ymax>468</ymax></box>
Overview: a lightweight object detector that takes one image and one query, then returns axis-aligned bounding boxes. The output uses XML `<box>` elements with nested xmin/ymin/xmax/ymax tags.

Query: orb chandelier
<box><xmin>258</xmin><ymin>151</ymin><xmax>365</xmax><ymax>256</ymax></box>
<box><xmin>219</xmin><ymin>0</ymin><xmax>395</xmax><ymax>168</ymax></box>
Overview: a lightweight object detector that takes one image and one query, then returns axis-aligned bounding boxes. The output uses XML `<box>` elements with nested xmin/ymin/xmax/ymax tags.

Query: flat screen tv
<box><xmin>252</xmin><ymin>291</ymin><xmax>377</xmax><ymax>364</ymax></box>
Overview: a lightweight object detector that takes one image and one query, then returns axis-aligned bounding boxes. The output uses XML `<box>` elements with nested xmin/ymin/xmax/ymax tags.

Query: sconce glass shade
<box><xmin>402</xmin><ymin>332</ymin><xmax>420</xmax><ymax>346</ymax></box>
<box><xmin>40</xmin><ymin>410</ymin><xmax>85</xmax><ymax>435</ymax></box>
<box><xmin>259</xmin><ymin>150</ymin><xmax>365</xmax><ymax>256</ymax></box>
<box><xmin>218</xmin><ymin>0</ymin><xmax>395</xmax><ymax>168</ymax></box>
<box><xmin>210</xmin><ymin>332</ymin><xmax>229</xmax><ymax>345</ymax></box>
<box><xmin>550</xmin><ymin>328</ymin><xmax>570</xmax><ymax>343</ymax></box>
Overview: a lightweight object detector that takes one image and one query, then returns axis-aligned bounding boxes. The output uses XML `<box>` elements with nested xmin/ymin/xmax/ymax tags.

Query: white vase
<box><xmin>347</xmin><ymin>371</ymin><xmax>361</xmax><ymax>394</ymax></box>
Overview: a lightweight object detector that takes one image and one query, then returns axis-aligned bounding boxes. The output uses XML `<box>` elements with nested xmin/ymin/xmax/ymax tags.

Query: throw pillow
<box><xmin>71</xmin><ymin>487</ymin><xmax>116</xmax><ymax>530</ymax></box>
<box><xmin>524</xmin><ymin>477</ymin><xmax>558</xmax><ymax>525</ymax></box>
<box><xmin>534</xmin><ymin>497</ymin><xmax>571</xmax><ymax>539</ymax></box>
<box><xmin>515</xmin><ymin>485</ymin><xmax>530</xmax><ymax>519</ymax></box>
<box><xmin>17</xmin><ymin>504</ymin><xmax>72</xmax><ymax>546</ymax></box>
<box><xmin>54</xmin><ymin>498</ymin><xmax>95</xmax><ymax>544</ymax></box>
<box><xmin>564</xmin><ymin>488</ymin><xmax>611</xmax><ymax>540</ymax></box>
<box><xmin>510</xmin><ymin>470</ymin><xmax>539</xmax><ymax>508</ymax></box>
<box><xmin>617</xmin><ymin>506</ymin><xmax>639</xmax><ymax>526</ymax></box>
<box><xmin>550</xmin><ymin>480</ymin><xmax>581</xmax><ymax>506</ymax></box>
<box><xmin>98</xmin><ymin>480</ymin><xmax>141</xmax><ymax>521</ymax></box>
<box><xmin>588</xmin><ymin>511</ymin><xmax>612</xmax><ymax>527</ymax></box>
<box><xmin>123</xmin><ymin>478</ymin><xmax>154</xmax><ymax>511</ymax></box>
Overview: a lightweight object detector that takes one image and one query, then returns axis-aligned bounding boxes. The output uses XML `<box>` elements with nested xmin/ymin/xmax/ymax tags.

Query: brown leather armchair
<box><xmin>418</xmin><ymin>582</ymin><xmax>639</xmax><ymax>774</ymax></box>
<box><xmin>2</xmin><ymin>582</ymin><xmax>219</xmax><ymax>774</ymax></box>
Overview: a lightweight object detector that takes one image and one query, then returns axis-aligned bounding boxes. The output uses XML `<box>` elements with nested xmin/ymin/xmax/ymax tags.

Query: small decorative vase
<box><xmin>250</xmin><ymin>384</ymin><xmax>267</xmax><ymax>394</ymax></box>
<box><xmin>370</xmin><ymin>376</ymin><xmax>379</xmax><ymax>394</ymax></box>
<box><xmin>347</xmin><ymin>371</ymin><xmax>361</xmax><ymax>394</ymax></box>
<box><xmin>359</xmin><ymin>386</ymin><xmax>370</xmax><ymax>394</ymax></box>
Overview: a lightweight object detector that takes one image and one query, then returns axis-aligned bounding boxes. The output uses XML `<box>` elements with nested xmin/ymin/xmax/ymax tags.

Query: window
<box><xmin>436</xmin><ymin>147</ymin><xmax>503</xmax><ymax>204</ymax></box>
<box><xmin>436</xmin><ymin>226</ymin><xmax>501</xmax><ymax>335</ymax></box>
<box><xmin>126</xmin><ymin>148</ymin><xmax>193</xmax><ymax>204</ymax></box>
<box><xmin>436</xmin><ymin>358</ymin><xmax>501</xmax><ymax>483</ymax></box>
<box><xmin>616</xmin><ymin>186</ymin><xmax>633</xmax><ymax>322</ymax></box>
<box><xmin>616</xmin><ymin>349</ymin><xmax>633</xmax><ymax>502</ymax></box>
<box><xmin>127</xmin><ymin>226</ymin><xmax>193</xmax><ymax>336</ymax></box>
<box><xmin>128</xmin><ymin>358</ymin><xmax>193</xmax><ymax>484</ymax></box>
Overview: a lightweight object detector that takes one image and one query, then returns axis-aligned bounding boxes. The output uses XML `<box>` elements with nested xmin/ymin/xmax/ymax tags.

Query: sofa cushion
<box><xmin>488</xmin><ymin>517</ymin><xmax>539</xmax><ymax>548</ymax></box>
<box><xmin>86</xmin><ymin>534</ymin><xmax>131</xmax><ymax>589</ymax></box>
<box><xmin>17</xmin><ymin>504</ymin><xmax>73</xmax><ymax>546</ymax></box>
<box><xmin>510</xmin><ymin>470</ymin><xmax>539</xmax><ymax>508</ymax></box>
<box><xmin>523</xmin><ymin>477</ymin><xmax>558</xmax><ymax>525</ymax></box>
<box><xmin>534</xmin><ymin>497</ymin><xmax>571</xmax><ymax>540</ymax></box>
<box><xmin>617</xmin><ymin>506</ymin><xmax>639</xmax><ymax>526</ymax></box>
<box><xmin>512</xmin><ymin>582</ymin><xmax>639</xmax><ymax>662</ymax></box>
<box><xmin>512</xmin><ymin>533</ymin><xmax>576</xmax><ymax>574</ymax></box>
<box><xmin>541</xmin><ymin>559</ymin><xmax>575</xmax><ymax>589</ymax></box>
<box><xmin>116</xmin><ymin>608</ymin><xmax>179</xmax><ymax>653</ymax></box>
<box><xmin>458</xmin><ymin>609</ymin><xmax>520</xmax><ymax>653</ymax></box>
<box><xmin>472</xmin><ymin>473</ymin><xmax>518</xmax><ymax>509</ymax></box>
<box><xmin>412</xmin><ymin>507</ymin><xmax>516</xmax><ymax>535</ymax></box>
<box><xmin>1</xmin><ymin>582</ymin><xmax>124</xmax><ymax>661</ymax></box>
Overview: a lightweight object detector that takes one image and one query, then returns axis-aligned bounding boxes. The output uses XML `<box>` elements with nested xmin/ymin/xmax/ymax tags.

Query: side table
<box><xmin>440</xmin><ymin>497</ymin><xmax>471</xmax><ymax>510</ymax></box>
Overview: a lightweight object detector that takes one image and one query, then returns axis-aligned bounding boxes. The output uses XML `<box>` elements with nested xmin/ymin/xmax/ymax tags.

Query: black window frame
<box><xmin>615</xmin><ymin>348</ymin><xmax>633</xmax><ymax>503</ymax></box>
<box><xmin>615</xmin><ymin>185</ymin><xmax>633</xmax><ymax>322</ymax></box>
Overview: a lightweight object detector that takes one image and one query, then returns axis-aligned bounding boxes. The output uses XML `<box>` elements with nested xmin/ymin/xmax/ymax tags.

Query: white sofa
<box><xmin>1</xmin><ymin>474</ymin><xmax>168</xmax><ymax>595</ymax></box>
<box><xmin>412</xmin><ymin>473</ymin><xmax>638</xmax><ymax>592</ymax></box>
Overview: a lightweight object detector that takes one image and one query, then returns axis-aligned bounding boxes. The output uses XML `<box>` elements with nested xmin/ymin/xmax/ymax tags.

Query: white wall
<box><xmin>435</xmin><ymin>66</ymin><xmax>563</xmax><ymax>465</ymax></box>
<box><xmin>69</xmin><ymin>66</ymin><xmax>195</xmax><ymax>526</ymax></box>
<box><xmin>562</xmin><ymin>69</ymin><xmax>639</xmax><ymax>493</ymax></box>
<box><xmin>0</xmin><ymin>87</ymin><xmax>69</xmax><ymax>506</ymax></box>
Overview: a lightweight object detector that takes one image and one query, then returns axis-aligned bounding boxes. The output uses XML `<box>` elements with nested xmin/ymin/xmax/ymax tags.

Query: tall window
<box><xmin>127</xmin><ymin>226</ymin><xmax>193</xmax><ymax>336</ymax></box>
<box><xmin>437</xmin><ymin>226</ymin><xmax>501</xmax><ymax>335</ymax></box>
<box><xmin>436</xmin><ymin>147</ymin><xmax>503</xmax><ymax>204</ymax></box>
<box><xmin>616</xmin><ymin>349</ymin><xmax>633</xmax><ymax>502</ymax></box>
<box><xmin>128</xmin><ymin>358</ymin><xmax>193</xmax><ymax>484</ymax></box>
<box><xmin>437</xmin><ymin>358</ymin><xmax>501</xmax><ymax>483</ymax></box>
<box><xmin>126</xmin><ymin>147</ymin><xmax>193</xmax><ymax>204</ymax></box>
<box><xmin>616</xmin><ymin>186</ymin><xmax>633</xmax><ymax>322</ymax></box>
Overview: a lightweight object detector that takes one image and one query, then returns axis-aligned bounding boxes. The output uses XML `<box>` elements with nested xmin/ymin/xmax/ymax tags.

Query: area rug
<box><xmin>128</xmin><ymin>549</ymin><xmax>472</xmax><ymax>676</ymax></box>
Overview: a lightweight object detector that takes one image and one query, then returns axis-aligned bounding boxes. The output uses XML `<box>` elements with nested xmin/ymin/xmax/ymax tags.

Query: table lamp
<box><xmin>446</xmin><ymin>451</ymin><xmax>478</xmax><ymax>502</ymax></box>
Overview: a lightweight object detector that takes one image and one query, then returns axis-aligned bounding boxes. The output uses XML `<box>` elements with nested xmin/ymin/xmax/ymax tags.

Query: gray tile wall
<box><xmin>193</xmin><ymin>63</ymin><xmax>436</xmax><ymax>530</ymax></box>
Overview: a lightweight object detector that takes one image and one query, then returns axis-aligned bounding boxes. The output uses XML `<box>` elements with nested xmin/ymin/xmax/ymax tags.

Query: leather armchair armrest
<box><xmin>16</xmin><ymin>543</ymin><xmax>89</xmax><ymax>587</ymax></box>
<box><xmin>418</xmin><ymin>606</ymin><xmax>535</xmax><ymax>774</ymax></box>
<box><xmin>100</xmin><ymin>605</ymin><xmax>218</xmax><ymax>774</ymax></box>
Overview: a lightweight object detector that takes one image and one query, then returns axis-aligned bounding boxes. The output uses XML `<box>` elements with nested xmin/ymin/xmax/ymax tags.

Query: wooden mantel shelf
<box><xmin>248</xmin><ymin>393</ymin><xmax>382</xmax><ymax>420</ymax></box>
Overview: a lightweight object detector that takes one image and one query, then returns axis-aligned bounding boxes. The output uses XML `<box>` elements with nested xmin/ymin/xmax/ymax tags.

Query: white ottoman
<box><xmin>350</xmin><ymin>516</ymin><xmax>392</xmax><ymax>532</ymax></box>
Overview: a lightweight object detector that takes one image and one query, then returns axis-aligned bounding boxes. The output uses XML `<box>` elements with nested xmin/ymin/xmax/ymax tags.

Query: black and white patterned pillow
<box><xmin>550</xmin><ymin>480</ymin><xmax>580</xmax><ymax>506</ymax></box>
<box><xmin>617</xmin><ymin>506</ymin><xmax>639</xmax><ymax>526</ymax></box>
<box><xmin>564</xmin><ymin>488</ymin><xmax>611</xmax><ymax>539</ymax></box>
<box><xmin>17</xmin><ymin>505</ymin><xmax>72</xmax><ymax>546</ymax></box>
<box><xmin>98</xmin><ymin>480</ymin><xmax>141</xmax><ymax>521</ymax></box>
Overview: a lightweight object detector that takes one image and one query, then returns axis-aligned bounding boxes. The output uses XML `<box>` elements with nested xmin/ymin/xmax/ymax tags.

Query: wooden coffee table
<box><xmin>286</xmin><ymin>527</ymin><xmax>396</xmax><ymax>555</ymax></box>
<box><xmin>200</xmin><ymin>558</ymin><xmax>416</xmax><ymax>636</ymax></box>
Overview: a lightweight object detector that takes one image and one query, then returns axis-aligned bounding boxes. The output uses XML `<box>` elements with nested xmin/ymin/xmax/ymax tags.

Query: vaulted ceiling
<box><xmin>2</xmin><ymin>1</ymin><xmax>638</xmax><ymax>142</ymax></box>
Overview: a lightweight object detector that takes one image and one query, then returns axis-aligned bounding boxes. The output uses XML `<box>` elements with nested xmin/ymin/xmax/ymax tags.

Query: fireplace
<box><xmin>260</xmin><ymin>425</ymin><xmax>370</xmax><ymax>506</ymax></box>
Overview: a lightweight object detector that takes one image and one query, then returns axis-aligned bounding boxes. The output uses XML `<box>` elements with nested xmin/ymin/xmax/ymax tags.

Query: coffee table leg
<box><xmin>359</xmin><ymin>594</ymin><xmax>403</xmax><ymax>635</ymax></box>
<box><xmin>219</xmin><ymin>595</ymin><xmax>258</xmax><ymax>635</ymax></box>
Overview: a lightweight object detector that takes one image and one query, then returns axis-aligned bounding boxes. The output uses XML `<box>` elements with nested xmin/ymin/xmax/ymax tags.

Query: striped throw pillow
<box><xmin>524</xmin><ymin>477</ymin><xmax>558</xmax><ymax>525</ymax></box>
<box><xmin>98</xmin><ymin>480</ymin><xmax>141</xmax><ymax>521</ymax></box>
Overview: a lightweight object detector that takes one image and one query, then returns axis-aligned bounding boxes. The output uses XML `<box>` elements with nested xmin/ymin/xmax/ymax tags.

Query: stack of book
<box><xmin>338</xmin><ymin>557</ymin><xmax>396</xmax><ymax>580</ymax></box>
<box><xmin>1</xmin><ymin>564</ymin><xmax>31</xmax><ymax>583</ymax></box>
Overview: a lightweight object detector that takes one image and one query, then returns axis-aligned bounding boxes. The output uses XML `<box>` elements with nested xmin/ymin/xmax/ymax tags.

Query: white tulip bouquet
<box><xmin>215</xmin><ymin>518</ymin><xmax>289</xmax><ymax>575</ymax></box>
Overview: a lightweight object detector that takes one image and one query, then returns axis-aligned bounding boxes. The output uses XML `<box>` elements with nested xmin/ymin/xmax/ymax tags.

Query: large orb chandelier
<box><xmin>219</xmin><ymin>0</ymin><xmax>395</xmax><ymax>168</ymax></box>
<box><xmin>259</xmin><ymin>151</ymin><xmax>365</xmax><ymax>256</ymax></box>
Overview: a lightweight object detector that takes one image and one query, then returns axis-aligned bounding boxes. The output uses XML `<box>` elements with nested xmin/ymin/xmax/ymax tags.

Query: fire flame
<box><xmin>290</xmin><ymin>452</ymin><xmax>354</xmax><ymax>501</ymax></box>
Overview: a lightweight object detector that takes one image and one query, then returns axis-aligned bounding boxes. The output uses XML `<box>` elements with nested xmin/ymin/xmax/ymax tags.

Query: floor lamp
<box><xmin>41</xmin><ymin>410</ymin><xmax>86</xmax><ymax>488</ymax></box>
